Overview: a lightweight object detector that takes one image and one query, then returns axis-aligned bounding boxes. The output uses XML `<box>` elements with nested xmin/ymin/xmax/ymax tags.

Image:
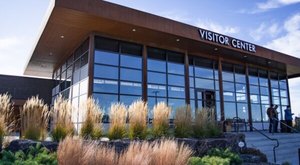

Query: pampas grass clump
<box><xmin>152</xmin><ymin>102</ymin><xmax>171</xmax><ymax>138</ymax></box>
<box><xmin>174</xmin><ymin>105</ymin><xmax>192</xmax><ymax>138</ymax></box>
<box><xmin>21</xmin><ymin>96</ymin><xmax>50</xmax><ymax>140</ymax></box>
<box><xmin>57</xmin><ymin>136</ymin><xmax>117</xmax><ymax>165</ymax></box>
<box><xmin>51</xmin><ymin>95</ymin><xmax>74</xmax><ymax>141</ymax></box>
<box><xmin>80</xmin><ymin>97</ymin><xmax>103</xmax><ymax>139</ymax></box>
<box><xmin>58</xmin><ymin>137</ymin><xmax>193</xmax><ymax>165</ymax></box>
<box><xmin>108</xmin><ymin>103</ymin><xmax>127</xmax><ymax>140</ymax></box>
<box><xmin>128</xmin><ymin>100</ymin><xmax>148</xmax><ymax>139</ymax></box>
<box><xmin>193</xmin><ymin>108</ymin><xmax>221</xmax><ymax>138</ymax></box>
<box><xmin>0</xmin><ymin>93</ymin><xmax>14</xmax><ymax>144</ymax></box>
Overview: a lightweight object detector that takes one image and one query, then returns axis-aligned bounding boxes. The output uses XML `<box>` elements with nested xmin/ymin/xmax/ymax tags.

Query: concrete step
<box><xmin>243</xmin><ymin>131</ymin><xmax>300</xmax><ymax>165</ymax></box>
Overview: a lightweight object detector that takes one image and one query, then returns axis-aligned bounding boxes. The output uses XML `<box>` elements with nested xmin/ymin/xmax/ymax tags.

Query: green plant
<box><xmin>207</xmin><ymin>148</ymin><xmax>242</xmax><ymax>165</ymax></box>
<box><xmin>189</xmin><ymin>156</ymin><xmax>230</xmax><ymax>165</ymax></box>
<box><xmin>128</xmin><ymin>100</ymin><xmax>148</xmax><ymax>139</ymax></box>
<box><xmin>174</xmin><ymin>105</ymin><xmax>193</xmax><ymax>138</ymax></box>
<box><xmin>80</xmin><ymin>97</ymin><xmax>103</xmax><ymax>140</ymax></box>
<box><xmin>0</xmin><ymin>143</ymin><xmax>57</xmax><ymax>165</ymax></box>
<box><xmin>21</xmin><ymin>96</ymin><xmax>50</xmax><ymax>140</ymax></box>
<box><xmin>193</xmin><ymin>108</ymin><xmax>221</xmax><ymax>138</ymax></box>
<box><xmin>51</xmin><ymin>95</ymin><xmax>74</xmax><ymax>141</ymax></box>
<box><xmin>152</xmin><ymin>102</ymin><xmax>171</xmax><ymax>138</ymax></box>
<box><xmin>108</xmin><ymin>103</ymin><xmax>127</xmax><ymax>140</ymax></box>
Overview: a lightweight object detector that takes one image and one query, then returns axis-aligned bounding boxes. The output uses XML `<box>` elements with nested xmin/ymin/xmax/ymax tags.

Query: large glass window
<box><xmin>93</xmin><ymin>37</ymin><xmax>142</xmax><ymax>118</ymax></box>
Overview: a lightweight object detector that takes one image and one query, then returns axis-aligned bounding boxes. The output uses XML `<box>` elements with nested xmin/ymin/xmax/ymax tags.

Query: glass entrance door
<box><xmin>195</xmin><ymin>89</ymin><xmax>215</xmax><ymax>109</ymax></box>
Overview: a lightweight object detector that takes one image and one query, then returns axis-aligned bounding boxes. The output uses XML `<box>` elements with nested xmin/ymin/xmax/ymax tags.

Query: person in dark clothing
<box><xmin>284</xmin><ymin>105</ymin><xmax>294</xmax><ymax>133</ymax></box>
<box><xmin>267</xmin><ymin>104</ymin><xmax>274</xmax><ymax>133</ymax></box>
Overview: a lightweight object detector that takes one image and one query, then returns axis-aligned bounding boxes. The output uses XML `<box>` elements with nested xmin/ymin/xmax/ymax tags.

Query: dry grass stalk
<box><xmin>0</xmin><ymin>93</ymin><xmax>14</xmax><ymax>140</ymax></box>
<box><xmin>194</xmin><ymin>107</ymin><xmax>220</xmax><ymax>137</ymax></box>
<box><xmin>21</xmin><ymin>96</ymin><xmax>50</xmax><ymax>140</ymax></box>
<box><xmin>118</xmin><ymin>141</ymin><xmax>153</xmax><ymax>165</ymax></box>
<box><xmin>108</xmin><ymin>103</ymin><xmax>127</xmax><ymax>139</ymax></box>
<box><xmin>80</xmin><ymin>97</ymin><xmax>103</xmax><ymax>139</ymax></box>
<box><xmin>51</xmin><ymin>95</ymin><xmax>74</xmax><ymax>141</ymax></box>
<box><xmin>151</xmin><ymin>139</ymin><xmax>193</xmax><ymax>165</ymax></box>
<box><xmin>57</xmin><ymin>136</ymin><xmax>116</xmax><ymax>165</ymax></box>
<box><xmin>174</xmin><ymin>105</ymin><xmax>192</xmax><ymax>138</ymax></box>
<box><xmin>152</xmin><ymin>102</ymin><xmax>171</xmax><ymax>137</ymax></box>
<box><xmin>128</xmin><ymin>100</ymin><xmax>148</xmax><ymax>139</ymax></box>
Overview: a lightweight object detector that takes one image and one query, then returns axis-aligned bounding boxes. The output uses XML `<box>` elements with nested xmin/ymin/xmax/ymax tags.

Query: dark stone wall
<box><xmin>0</xmin><ymin>74</ymin><xmax>55</xmax><ymax>105</ymax></box>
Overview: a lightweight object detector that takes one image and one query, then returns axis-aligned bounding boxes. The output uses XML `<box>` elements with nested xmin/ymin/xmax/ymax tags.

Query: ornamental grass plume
<box><xmin>128</xmin><ymin>100</ymin><xmax>148</xmax><ymax>139</ymax></box>
<box><xmin>57</xmin><ymin>136</ymin><xmax>117</xmax><ymax>165</ymax></box>
<box><xmin>80</xmin><ymin>97</ymin><xmax>103</xmax><ymax>139</ymax></box>
<box><xmin>151</xmin><ymin>139</ymin><xmax>193</xmax><ymax>165</ymax></box>
<box><xmin>174</xmin><ymin>105</ymin><xmax>193</xmax><ymax>138</ymax></box>
<box><xmin>152</xmin><ymin>102</ymin><xmax>171</xmax><ymax>138</ymax></box>
<box><xmin>193</xmin><ymin>107</ymin><xmax>221</xmax><ymax>138</ymax></box>
<box><xmin>51</xmin><ymin>95</ymin><xmax>74</xmax><ymax>141</ymax></box>
<box><xmin>0</xmin><ymin>93</ymin><xmax>14</xmax><ymax>144</ymax></box>
<box><xmin>21</xmin><ymin>96</ymin><xmax>50</xmax><ymax>140</ymax></box>
<box><xmin>108</xmin><ymin>103</ymin><xmax>127</xmax><ymax>140</ymax></box>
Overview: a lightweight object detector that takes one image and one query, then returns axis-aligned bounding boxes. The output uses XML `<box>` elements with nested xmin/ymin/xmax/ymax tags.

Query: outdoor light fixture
<box><xmin>132</xmin><ymin>28</ymin><xmax>136</xmax><ymax>32</ymax></box>
<box><xmin>176</xmin><ymin>38</ymin><xmax>180</xmax><ymax>42</ymax></box>
<box><xmin>268</xmin><ymin>61</ymin><xmax>271</xmax><ymax>64</ymax></box>
<box><xmin>60</xmin><ymin>35</ymin><xmax>65</xmax><ymax>39</ymax></box>
<box><xmin>214</xmin><ymin>47</ymin><xmax>218</xmax><ymax>51</ymax></box>
<box><xmin>49</xmin><ymin>52</ymin><xmax>53</xmax><ymax>56</ymax></box>
<box><xmin>243</xmin><ymin>55</ymin><xmax>247</xmax><ymax>58</ymax></box>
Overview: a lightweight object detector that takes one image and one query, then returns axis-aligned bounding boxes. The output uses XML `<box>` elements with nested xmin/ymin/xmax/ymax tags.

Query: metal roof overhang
<box><xmin>24</xmin><ymin>0</ymin><xmax>300</xmax><ymax>78</ymax></box>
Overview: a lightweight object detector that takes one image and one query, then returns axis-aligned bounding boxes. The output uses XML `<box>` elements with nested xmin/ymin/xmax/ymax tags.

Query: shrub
<box><xmin>207</xmin><ymin>148</ymin><xmax>242</xmax><ymax>165</ymax></box>
<box><xmin>0</xmin><ymin>93</ymin><xmax>14</xmax><ymax>144</ymax></box>
<box><xmin>51</xmin><ymin>95</ymin><xmax>74</xmax><ymax>141</ymax></box>
<box><xmin>108</xmin><ymin>103</ymin><xmax>127</xmax><ymax>140</ymax></box>
<box><xmin>174</xmin><ymin>105</ymin><xmax>192</xmax><ymax>138</ymax></box>
<box><xmin>21</xmin><ymin>96</ymin><xmax>50</xmax><ymax>140</ymax></box>
<box><xmin>128</xmin><ymin>100</ymin><xmax>148</xmax><ymax>139</ymax></box>
<box><xmin>80</xmin><ymin>97</ymin><xmax>103</xmax><ymax>140</ymax></box>
<box><xmin>152</xmin><ymin>102</ymin><xmax>171</xmax><ymax>138</ymax></box>
<box><xmin>57</xmin><ymin>136</ymin><xmax>116</xmax><ymax>165</ymax></box>
<box><xmin>189</xmin><ymin>156</ymin><xmax>230</xmax><ymax>165</ymax></box>
<box><xmin>0</xmin><ymin>143</ymin><xmax>57</xmax><ymax>164</ymax></box>
<box><xmin>240</xmin><ymin>147</ymin><xmax>267</xmax><ymax>162</ymax></box>
<box><xmin>193</xmin><ymin>107</ymin><xmax>221</xmax><ymax>138</ymax></box>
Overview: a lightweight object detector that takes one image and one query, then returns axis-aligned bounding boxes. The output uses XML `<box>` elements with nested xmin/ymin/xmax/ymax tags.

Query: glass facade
<box><xmin>51</xmin><ymin>35</ymin><xmax>291</xmax><ymax>131</ymax></box>
<box><xmin>52</xmin><ymin>39</ymin><xmax>89</xmax><ymax>130</ymax></box>
<box><xmin>93</xmin><ymin>37</ymin><xmax>143</xmax><ymax>121</ymax></box>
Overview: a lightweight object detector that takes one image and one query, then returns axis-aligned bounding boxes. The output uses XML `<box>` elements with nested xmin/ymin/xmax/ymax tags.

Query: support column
<box><xmin>184</xmin><ymin>51</ymin><xmax>190</xmax><ymax>105</ymax></box>
<box><xmin>142</xmin><ymin>45</ymin><xmax>148</xmax><ymax>102</ymax></box>
<box><xmin>286</xmin><ymin>76</ymin><xmax>292</xmax><ymax>107</ymax></box>
<box><xmin>218</xmin><ymin>58</ymin><xmax>225</xmax><ymax>123</ymax></box>
<box><xmin>87</xmin><ymin>33</ymin><xmax>95</xmax><ymax>97</ymax></box>
<box><xmin>245</xmin><ymin>64</ymin><xmax>253</xmax><ymax>131</ymax></box>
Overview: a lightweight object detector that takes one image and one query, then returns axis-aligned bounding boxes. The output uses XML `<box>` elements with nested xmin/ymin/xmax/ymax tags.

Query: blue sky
<box><xmin>0</xmin><ymin>0</ymin><xmax>300</xmax><ymax>116</ymax></box>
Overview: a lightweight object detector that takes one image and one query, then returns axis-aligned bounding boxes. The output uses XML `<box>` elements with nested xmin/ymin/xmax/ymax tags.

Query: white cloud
<box><xmin>195</xmin><ymin>20</ymin><xmax>239</xmax><ymax>35</ymax></box>
<box><xmin>264</xmin><ymin>13</ymin><xmax>300</xmax><ymax>116</ymax></box>
<box><xmin>158</xmin><ymin>10</ymin><xmax>191</xmax><ymax>23</ymax></box>
<box><xmin>250</xmin><ymin>22</ymin><xmax>281</xmax><ymax>41</ymax></box>
<box><xmin>257</xmin><ymin>0</ymin><xmax>300</xmax><ymax>10</ymax></box>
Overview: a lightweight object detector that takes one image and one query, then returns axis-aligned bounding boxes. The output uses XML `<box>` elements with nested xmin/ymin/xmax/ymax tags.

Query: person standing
<box><xmin>284</xmin><ymin>105</ymin><xmax>294</xmax><ymax>133</ymax></box>
<box><xmin>267</xmin><ymin>104</ymin><xmax>274</xmax><ymax>133</ymax></box>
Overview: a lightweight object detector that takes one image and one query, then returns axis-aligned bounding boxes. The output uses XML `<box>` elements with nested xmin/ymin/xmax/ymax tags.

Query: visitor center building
<box><xmin>25</xmin><ymin>0</ymin><xmax>300</xmax><ymax>130</ymax></box>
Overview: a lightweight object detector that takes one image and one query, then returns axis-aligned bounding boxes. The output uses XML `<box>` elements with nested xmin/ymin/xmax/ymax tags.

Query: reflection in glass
<box><xmin>235</xmin><ymin>73</ymin><xmax>246</xmax><ymax>83</ymax></box>
<box><xmin>195</xmin><ymin>78</ymin><xmax>214</xmax><ymax>90</ymax></box>
<box><xmin>236</xmin><ymin>93</ymin><xmax>247</xmax><ymax>102</ymax></box>
<box><xmin>94</xmin><ymin>50</ymin><xmax>119</xmax><ymax>66</ymax></box>
<box><xmin>249</xmin><ymin>76</ymin><xmax>259</xmax><ymax>85</ymax></box>
<box><xmin>236</xmin><ymin>83</ymin><xmax>246</xmax><ymax>93</ymax></box>
<box><xmin>224</xmin><ymin>102</ymin><xmax>236</xmax><ymax>119</ymax></box>
<box><xmin>195</xmin><ymin>67</ymin><xmax>214</xmax><ymax>79</ymax></box>
<box><xmin>93</xmin><ymin>93</ymin><xmax>118</xmax><ymax>114</ymax></box>
<box><xmin>120</xmin><ymin>54</ymin><xmax>141</xmax><ymax>69</ymax></box>
<box><xmin>259</xmin><ymin>77</ymin><xmax>268</xmax><ymax>87</ymax></box>
<box><xmin>120</xmin><ymin>81</ymin><xmax>142</xmax><ymax>95</ymax></box>
<box><xmin>120</xmin><ymin>68</ymin><xmax>141</xmax><ymax>82</ymax></box>
<box><xmin>93</xmin><ymin>79</ymin><xmax>118</xmax><ymax>93</ymax></box>
<box><xmin>250</xmin><ymin>94</ymin><xmax>260</xmax><ymax>103</ymax></box>
<box><xmin>168</xmin><ymin>86</ymin><xmax>185</xmax><ymax>98</ymax></box>
<box><xmin>148</xmin><ymin>59</ymin><xmax>166</xmax><ymax>72</ymax></box>
<box><xmin>250</xmin><ymin>85</ymin><xmax>259</xmax><ymax>94</ymax></box>
<box><xmin>223</xmin><ymin>82</ymin><xmax>235</xmax><ymax>92</ymax></box>
<box><xmin>260</xmin><ymin>87</ymin><xmax>269</xmax><ymax>95</ymax></box>
<box><xmin>261</xmin><ymin>95</ymin><xmax>269</xmax><ymax>104</ymax></box>
<box><xmin>120</xmin><ymin>95</ymin><xmax>141</xmax><ymax>106</ymax></box>
<box><xmin>148</xmin><ymin>72</ymin><xmax>166</xmax><ymax>84</ymax></box>
<box><xmin>94</xmin><ymin>65</ymin><xmax>118</xmax><ymax>79</ymax></box>
<box><xmin>168</xmin><ymin>62</ymin><xmax>184</xmax><ymax>75</ymax></box>
<box><xmin>237</xmin><ymin>103</ymin><xmax>248</xmax><ymax>121</ymax></box>
<box><xmin>251</xmin><ymin>104</ymin><xmax>261</xmax><ymax>122</ymax></box>
<box><xmin>168</xmin><ymin>74</ymin><xmax>184</xmax><ymax>86</ymax></box>
<box><xmin>224</xmin><ymin>92</ymin><xmax>235</xmax><ymax>102</ymax></box>
<box><xmin>222</xmin><ymin>72</ymin><xmax>234</xmax><ymax>82</ymax></box>
<box><xmin>147</xmin><ymin>84</ymin><xmax>167</xmax><ymax>97</ymax></box>
<box><xmin>168</xmin><ymin>99</ymin><xmax>186</xmax><ymax>119</ymax></box>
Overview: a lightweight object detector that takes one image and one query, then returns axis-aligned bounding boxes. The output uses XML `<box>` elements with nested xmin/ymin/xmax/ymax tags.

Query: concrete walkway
<box><xmin>243</xmin><ymin>131</ymin><xmax>300</xmax><ymax>165</ymax></box>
